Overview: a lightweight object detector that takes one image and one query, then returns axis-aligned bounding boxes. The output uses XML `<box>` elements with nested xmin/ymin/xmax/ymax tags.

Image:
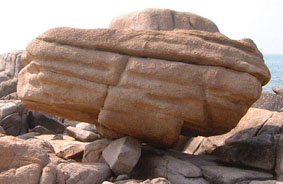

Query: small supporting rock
<box><xmin>102</xmin><ymin>136</ymin><xmax>141</xmax><ymax>175</ymax></box>
<box><xmin>83</xmin><ymin>138</ymin><xmax>112</xmax><ymax>163</ymax></box>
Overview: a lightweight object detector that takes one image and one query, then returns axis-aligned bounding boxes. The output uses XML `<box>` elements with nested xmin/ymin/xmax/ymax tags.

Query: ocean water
<box><xmin>263</xmin><ymin>54</ymin><xmax>283</xmax><ymax>92</ymax></box>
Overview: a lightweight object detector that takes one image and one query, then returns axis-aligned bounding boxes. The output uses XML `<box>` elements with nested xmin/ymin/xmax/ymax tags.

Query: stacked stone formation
<box><xmin>17</xmin><ymin>9</ymin><xmax>271</xmax><ymax>146</ymax></box>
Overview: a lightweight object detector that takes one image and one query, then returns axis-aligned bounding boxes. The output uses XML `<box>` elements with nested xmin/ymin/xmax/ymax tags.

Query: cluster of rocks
<box><xmin>0</xmin><ymin>8</ymin><xmax>283</xmax><ymax>184</ymax></box>
<box><xmin>1</xmin><ymin>99</ymin><xmax>283</xmax><ymax>184</ymax></box>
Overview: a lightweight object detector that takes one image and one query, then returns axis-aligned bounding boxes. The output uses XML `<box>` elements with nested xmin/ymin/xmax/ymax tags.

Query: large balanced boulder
<box><xmin>110</xmin><ymin>8</ymin><xmax>219</xmax><ymax>33</ymax></box>
<box><xmin>17</xmin><ymin>11</ymin><xmax>270</xmax><ymax>146</ymax></box>
<box><xmin>0</xmin><ymin>50</ymin><xmax>24</xmax><ymax>99</ymax></box>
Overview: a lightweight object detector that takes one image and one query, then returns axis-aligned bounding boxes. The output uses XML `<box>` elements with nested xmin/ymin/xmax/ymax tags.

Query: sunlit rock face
<box><xmin>17</xmin><ymin>9</ymin><xmax>270</xmax><ymax>147</ymax></box>
<box><xmin>110</xmin><ymin>8</ymin><xmax>220</xmax><ymax>33</ymax></box>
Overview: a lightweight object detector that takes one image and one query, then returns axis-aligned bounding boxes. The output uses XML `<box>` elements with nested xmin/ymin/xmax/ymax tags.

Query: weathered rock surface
<box><xmin>0</xmin><ymin>132</ymin><xmax>280</xmax><ymax>184</ymax></box>
<box><xmin>56</xmin><ymin>141</ymin><xmax>85</xmax><ymax>160</ymax></box>
<box><xmin>40</xmin><ymin>163</ymin><xmax>57</xmax><ymax>184</ymax></box>
<box><xmin>0</xmin><ymin>125</ymin><xmax>5</xmax><ymax>134</ymax></box>
<box><xmin>201</xmin><ymin>165</ymin><xmax>273</xmax><ymax>184</ymax></box>
<box><xmin>132</xmin><ymin>147</ymin><xmax>205</xmax><ymax>184</ymax></box>
<box><xmin>30</xmin><ymin>125</ymin><xmax>54</xmax><ymax>134</ymax></box>
<box><xmin>27</xmin><ymin>111</ymin><xmax>66</xmax><ymax>134</ymax></box>
<box><xmin>252</xmin><ymin>92</ymin><xmax>283</xmax><ymax>112</ymax></box>
<box><xmin>76</xmin><ymin>122</ymin><xmax>97</xmax><ymax>133</ymax></box>
<box><xmin>0</xmin><ymin>136</ymin><xmax>49</xmax><ymax>184</ymax></box>
<box><xmin>248</xmin><ymin>181</ymin><xmax>283</xmax><ymax>184</ymax></box>
<box><xmin>213</xmin><ymin>134</ymin><xmax>277</xmax><ymax>170</ymax></box>
<box><xmin>103</xmin><ymin>136</ymin><xmax>141</xmax><ymax>175</ymax></box>
<box><xmin>18</xmin><ymin>26</ymin><xmax>270</xmax><ymax>146</ymax></box>
<box><xmin>273</xmin><ymin>87</ymin><xmax>283</xmax><ymax>96</ymax></box>
<box><xmin>66</xmin><ymin>126</ymin><xmax>100</xmax><ymax>142</ymax></box>
<box><xmin>0</xmin><ymin>51</ymin><xmax>24</xmax><ymax>98</ymax></box>
<box><xmin>0</xmin><ymin>100</ymin><xmax>28</xmax><ymax>135</ymax></box>
<box><xmin>17</xmin><ymin>132</ymin><xmax>40</xmax><ymax>140</ymax></box>
<box><xmin>184</xmin><ymin>108</ymin><xmax>283</xmax><ymax>154</ymax></box>
<box><xmin>110</xmin><ymin>8</ymin><xmax>219</xmax><ymax>33</ymax></box>
<box><xmin>0</xmin><ymin>163</ymin><xmax>42</xmax><ymax>184</ymax></box>
<box><xmin>56</xmin><ymin>162</ymin><xmax>111</xmax><ymax>184</ymax></box>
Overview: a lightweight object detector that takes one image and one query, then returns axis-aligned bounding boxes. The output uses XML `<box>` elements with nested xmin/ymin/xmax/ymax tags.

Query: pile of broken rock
<box><xmin>0</xmin><ymin>8</ymin><xmax>283</xmax><ymax>184</ymax></box>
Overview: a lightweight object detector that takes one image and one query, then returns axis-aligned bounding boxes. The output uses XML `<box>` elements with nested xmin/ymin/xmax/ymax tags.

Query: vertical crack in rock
<box><xmin>98</xmin><ymin>56</ymin><xmax>131</xmax><ymax>128</ymax></box>
<box><xmin>255</xmin><ymin>113</ymin><xmax>274</xmax><ymax>136</ymax></box>
<box><xmin>170</xmin><ymin>11</ymin><xmax>176</xmax><ymax>29</ymax></box>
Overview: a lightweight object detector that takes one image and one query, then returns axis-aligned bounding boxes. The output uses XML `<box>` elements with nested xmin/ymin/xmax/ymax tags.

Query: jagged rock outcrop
<box><xmin>17</xmin><ymin>26</ymin><xmax>270</xmax><ymax>146</ymax></box>
<box><xmin>253</xmin><ymin>92</ymin><xmax>283</xmax><ymax>111</ymax></box>
<box><xmin>0</xmin><ymin>50</ymin><xmax>24</xmax><ymax>99</ymax></box>
<box><xmin>110</xmin><ymin>8</ymin><xmax>219</xmax><ymax>33</ymax></box>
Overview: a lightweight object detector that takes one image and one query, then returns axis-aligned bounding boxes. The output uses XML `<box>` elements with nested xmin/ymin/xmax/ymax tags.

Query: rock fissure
<box><xmin>255</xmin><ymin>113</ymin><xmax>274</xmax><ymax>137</ymax></box>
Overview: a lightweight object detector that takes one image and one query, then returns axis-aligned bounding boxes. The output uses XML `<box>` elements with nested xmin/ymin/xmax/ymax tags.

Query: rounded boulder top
<box><xmin>110</xmin><ymin>8</ymin><xmax>220</xmax><ymax>33</ymax></box>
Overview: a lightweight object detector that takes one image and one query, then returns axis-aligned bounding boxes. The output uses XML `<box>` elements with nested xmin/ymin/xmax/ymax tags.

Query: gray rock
<box><xmin>83</xmin><ymin>138</ymin><xmax>112</xmax><ymax>163</ymax></box>
<box><xmin>103</xmin><ymin>136</ymin><xmax>141</xmax><ymax>175</ymax></box>
<box><xmin>0</xmin><ymin>92</ymin><xmax>18</xmax><ymax>100</ymax></box>
<box><xmin>132</xmin><ymin>146</ymin><xmax>203</xmax><ymax>184</ymax></box>
<box><xmin>0</xmin><ymin>126</ymin><xmax>5</xmax><ymax>134</ymax></box>
<box><xmin>76</xmin><ymin>122</ymin><xmax>97</xmax><ymax>133</ymax></box>
<box><xmin>252</xmin><ymin>92</ymin><xmax>283</xmax><ymax>112</ymax></box>
<box><xmin>0</xmin><ymin>113</ymin><xmax>28</xmax><ymax>136</ymax></box>
<box><xmin>56</xmin><ymin>162</ymin><xmax>111</xmax><ymax>184</ymax></box>
<box><xmin>249</xmin><ymin>180</ymin><xmax>283</xmax><ymax>184</ymax></box>
<box><xmin>0</xmin><ymin>101</ymin><xmax>28</xmax><ymax>136</ymax></box>
<box><xmin>184</xmin><ymin>108</ymin><xmax>279</xmax><ymax>155</ymax></box>
<box><xmin>0</xmin><ymin>100</ymin><xmax>21</xmax><ymax>118</ymax></box>
<box><xmin>17</xmin><ymin>132</ymin><xmax>40</xmax><ymax>140</ymax></box>
<box><xmin>27</xmin><ymin>111</ymin><xmax>66</xmax><ymax>134</ymax></box>
<box><xmin>62</xmin><ymin>119</ymin><xmax>80</xmax><ymax>127</ymax></box>
<box><xmin>276</xmin><ymin>135</ymin><xmax>283</xmax><ymax>181</ymax></box>
<box><xmin>51</xmin><ymin>134</ymin><xmax>64</xmax><ymax>140</ymax></box>
<box><xmin>258</xmin><ymin>112</ymin><xmax>283</xmax><ymax>135</ymax></box>
<box><xmin>201</xmin><ymin>165</ymin><xmax>273</xmax><ymax>184</ymax></box>
<box><xmin>115</xmin><ymin>174</ymin><xmax>130</xmax><ymax>182</ymax></box>
<box><xmin>225</xmin><ymin>108</ymin><xmax>274</xmax><ymax>145</ymax></box>
<box><xmin>0</xmin><ymin>51</ymin><xmax>24</xmax><ymax>98</ymax></box>
<box><xmin>30</xmin><ymin>125</ymin><xmax>54</xmax><ymax>134</ymax></box>
<box><xmin>65</xmin><ymin>126</ymin><xmax>100</xmax><ymax>142</ymax></box>
<box><xmin>213</xmin><ymin>134</ymin><xmax>277</xmax><ymax>170</ymax></box>
<box><xmin>272</xmin><ymin>87</ymin><xmax>283</xmax><ymax>96</ymax></box>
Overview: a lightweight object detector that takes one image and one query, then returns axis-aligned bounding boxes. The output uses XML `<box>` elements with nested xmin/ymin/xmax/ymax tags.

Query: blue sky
<box><xmin>0</xmin><ymin>0</ymin><xmax>282</xmax><ymax>54</ymax></box>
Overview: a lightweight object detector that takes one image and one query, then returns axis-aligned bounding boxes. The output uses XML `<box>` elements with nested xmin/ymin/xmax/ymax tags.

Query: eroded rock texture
<box><xmin>18</xmin><ymin>26</ymin><xmax>270</xmax><ymax>146</ymax></box>
<box><xmin>110</xmin><ymin>8</ymin><xmax>219</xmax><ymax>33</ymax></box>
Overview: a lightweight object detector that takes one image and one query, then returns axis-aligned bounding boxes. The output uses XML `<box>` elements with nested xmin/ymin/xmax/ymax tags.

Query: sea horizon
<box><xmin>263</xmin><ymin>54</ymin><xmax>283</xmax><ymax>92</ymax></box>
